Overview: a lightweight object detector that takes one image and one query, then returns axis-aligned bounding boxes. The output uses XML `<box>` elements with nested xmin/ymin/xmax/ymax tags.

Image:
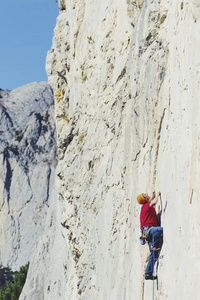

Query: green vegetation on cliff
<box><xmin>0</xmin><ymin>263</ymin><xmax>29</xmax><ymax>300</ymax></box>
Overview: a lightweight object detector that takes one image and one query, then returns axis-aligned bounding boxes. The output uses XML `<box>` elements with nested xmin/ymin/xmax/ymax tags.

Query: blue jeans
<box><xmin>145</xmin><ymin>227</ymin><xmax>163</xmax><ymax>274</ymax></box>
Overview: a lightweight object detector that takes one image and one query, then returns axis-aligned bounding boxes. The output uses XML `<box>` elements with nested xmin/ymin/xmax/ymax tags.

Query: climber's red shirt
<box><xmin>140</xmin><ymin>202</ymin><xmax>158</xmax><ymax>229</ymax></box>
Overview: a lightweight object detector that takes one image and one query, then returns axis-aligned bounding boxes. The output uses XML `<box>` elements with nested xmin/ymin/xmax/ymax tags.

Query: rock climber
<box><xmin>137</xmin><ymin>191</ymin><xmax>163</xmax><ymax>280</ymax></box>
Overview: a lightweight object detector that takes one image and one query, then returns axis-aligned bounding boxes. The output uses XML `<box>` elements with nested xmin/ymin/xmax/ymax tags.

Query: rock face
<box><xmin>0</xmin><ymin>82</ymin><xmax>57</xmax><ymax>270</ymax></box>
<box><xmin>21</xmin><ymin>1</ymin><xmax>200</xmax><ymax>299</ymax></box>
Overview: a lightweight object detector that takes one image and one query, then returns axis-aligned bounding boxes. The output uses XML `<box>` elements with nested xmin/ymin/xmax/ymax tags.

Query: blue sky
<box><xmin>0</xmin><ymin>0</ymin><xmax>59</xmax><ymax>90</ymax></box>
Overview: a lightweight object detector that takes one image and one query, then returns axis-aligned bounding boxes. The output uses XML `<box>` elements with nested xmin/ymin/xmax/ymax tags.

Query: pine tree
<box><xmin>0</xmin><ymin>263</ymin><xmax>29</xmax><ymax>300</ymax></box>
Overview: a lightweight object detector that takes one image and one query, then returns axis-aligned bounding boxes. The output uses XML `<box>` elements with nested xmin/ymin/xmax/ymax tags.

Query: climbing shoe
<box><xmin>145</xmin><ymin>274</ymin><xmax>157</xmax><ymax>280</ymax></box>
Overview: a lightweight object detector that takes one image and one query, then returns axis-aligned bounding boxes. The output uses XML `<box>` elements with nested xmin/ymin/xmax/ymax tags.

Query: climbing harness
<box><xmin>152</xmin><ymin>234</ymin><xmax>155</xmax><ymax>300</ymax></box>
<box><xmin>139</xmin><ymin>226</ymin><xmax>153</xmax><ymax>245</ymax></box>
<box><xmin>142</xmin><ymin>226</ymin><xmax>153</xmax><ymax>239</ymax></box>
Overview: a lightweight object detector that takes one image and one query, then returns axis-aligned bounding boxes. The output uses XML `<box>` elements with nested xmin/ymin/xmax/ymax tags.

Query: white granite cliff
<box><xmin>21</xmin><ymin>0</ymin><xmax>200</xmax><ymax>299</ymax></box>
<box><xmin>0</xmin><ymin>82</ymin><xmax>57</xmax><ymax>270</ymax></box>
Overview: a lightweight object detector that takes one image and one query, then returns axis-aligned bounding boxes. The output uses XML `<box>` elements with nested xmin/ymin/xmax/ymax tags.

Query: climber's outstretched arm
<box><xmin>149</xmin><ymin>191</ymin><xmax>161</xmax><ymax>207</ymax></box>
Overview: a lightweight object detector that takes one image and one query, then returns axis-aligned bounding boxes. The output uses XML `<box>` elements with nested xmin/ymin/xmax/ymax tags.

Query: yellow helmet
<box><xmin>137</xmin><ymin>193</ymin><xmax>146</xmax><ymax>205</ymax></box>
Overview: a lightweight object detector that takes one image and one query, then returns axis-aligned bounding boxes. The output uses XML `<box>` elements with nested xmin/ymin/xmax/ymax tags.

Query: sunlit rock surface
<box><xmin>21</xmin><ymin>1</ymin><xmax>200</xmax><ymax>299</ymax></box>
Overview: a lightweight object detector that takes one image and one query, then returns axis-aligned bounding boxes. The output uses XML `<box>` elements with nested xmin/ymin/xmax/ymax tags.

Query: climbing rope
<box><xmin>153</xmin><ymin>192</ymin><xmax>163</xmax><ymax>299</ymax></box>
<box><xmin>152</xmin><ymin>234</ymin><xmax>155</xmax><ymax>300</ymax></box>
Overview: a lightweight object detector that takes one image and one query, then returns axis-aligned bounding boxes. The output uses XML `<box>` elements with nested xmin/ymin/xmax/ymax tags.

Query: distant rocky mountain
<box><xmin>0</xmin><ymin>81</ymin><xmax>57</xmax><ymax>270</ymax></box>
